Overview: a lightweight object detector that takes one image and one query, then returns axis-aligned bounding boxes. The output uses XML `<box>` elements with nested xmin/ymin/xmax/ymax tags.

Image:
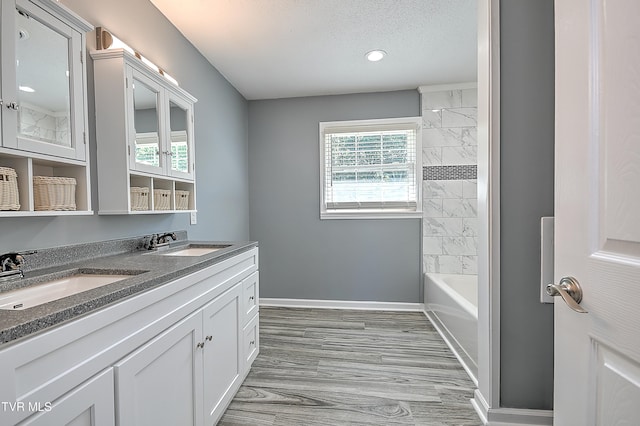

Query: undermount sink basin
<box><xmin>0</xmin><ymin>271</ymin><xmax>141</xmax><ymax>311</ymax></box>
<box><xmin>154</xmin><ymin>245</ymin><xmax>231</xmax><ymax>257</ymax></box>
<box><xmin>161</xmin><ymin>247</ymin><xmax>220</xmax><ymax>257</ymax></box>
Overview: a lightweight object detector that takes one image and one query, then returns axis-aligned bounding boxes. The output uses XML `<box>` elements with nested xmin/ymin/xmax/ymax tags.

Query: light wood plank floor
<box><xmin>219</xmin><ymin>307</ymin><xmax>481</xmax><ymax>426</ymax></box>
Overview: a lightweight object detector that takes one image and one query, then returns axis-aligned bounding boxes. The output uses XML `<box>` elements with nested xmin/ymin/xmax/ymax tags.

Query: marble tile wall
<box><xmin>421</xmin><ymin>87</ymin><xmax>478</xmax><ymax>275</ymax></box>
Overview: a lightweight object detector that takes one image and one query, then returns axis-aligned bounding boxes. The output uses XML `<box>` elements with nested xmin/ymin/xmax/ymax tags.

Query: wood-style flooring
<box><xmin>219</xmin><ymin>307</ymin><xmax>481</xmax><ymax>426</ymax></box>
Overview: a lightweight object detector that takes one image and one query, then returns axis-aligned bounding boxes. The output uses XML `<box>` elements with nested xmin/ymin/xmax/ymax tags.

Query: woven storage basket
<box><xmin>154</xmin><ymin>189</ymin><xmax>171</xmax><ymax>210</ymax></box>
<box><xmin>130</xmin><ymin>187</ymin><xmax>150</xmax><ymax>211</ymax></box>
<box><xmin>175</xmin><ymin>190</ymin><xmax>190</xmax><ymax>210</ymax></box>
<box><xmin>0</xmin><ymin>167</ymin><xmax>20</xmax><ymax>211</ymax></box>
<box><xmin>33</xmin><ymin>176</ymin><xmax>76</xmax><ymax>211</ymax></box>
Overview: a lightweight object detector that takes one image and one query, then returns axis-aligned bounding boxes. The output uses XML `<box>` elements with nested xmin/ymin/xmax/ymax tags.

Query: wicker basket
<box><xmin>154</xmin><ymin>189</ymin><xmax>171</xmax><ymax>210</ymax></box>
<box><xmin>175</xmin><ymin>190</ymin><xmax>190</xmax><ymax>210</ymax></box>
<box><xmin>33</xmin><ymin>176</ymin><xmax>76</xmax><ymax>211</ymax></box>
<box><xmin>130</xmin><ymin>187</ymin><xmax>150</xmax><ymax>211</ymax></box>
<box><xmin>0</xmin><ymin>167</ymin><xmax>20</xmax><ymax>211</ymax></box>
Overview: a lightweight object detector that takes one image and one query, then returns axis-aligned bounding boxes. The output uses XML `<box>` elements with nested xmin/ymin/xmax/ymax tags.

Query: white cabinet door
<box><xmin>127</xmin><ymin>67</ymin><xmax>166</xmax><ymax>175</ymax></box>
<box><xmin>165</xmin><ymin>90</ymin><xmax>195</xmax><ymax>180</ymax></box>
<box><xmin>19</xmin><ymin>369</ymin><xmax>114</xmax><ymax>426</ymax></box>
<box><xmin>0</xmin><ymin>0</ymin><xmax>88</xmax><ymax>161</ymax></box>
<box><xmin>554</xmin><ymin>0</ymin><xmax>640</xmax><ymax>423</ymax></box>
<box><xmin>202</xmin><ymin>283</ymin><xmax>243</xmax><ymax>425</ymax></box>
<box><xmin>114</xmin><ymin>313</ymin><xmax>204</xmax><ymax>426</ymax></box>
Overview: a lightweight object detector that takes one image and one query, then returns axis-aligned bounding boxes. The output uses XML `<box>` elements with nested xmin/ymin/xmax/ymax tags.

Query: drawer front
<box><xmin>242</xmin><ymin>272</ymin><xmax>259</xmax><ymax>325</ymax></box>
<box><xmin>243</xmin><ymin>314</ymin><xmax>259</xmax><ymax>372</ymax></box>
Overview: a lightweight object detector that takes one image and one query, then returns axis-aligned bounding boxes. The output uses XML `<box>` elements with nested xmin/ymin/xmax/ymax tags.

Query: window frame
<box><xmin>319</xmin><ymin>116</ymin><xmax>423</xmax><ymax>220</ymax></box>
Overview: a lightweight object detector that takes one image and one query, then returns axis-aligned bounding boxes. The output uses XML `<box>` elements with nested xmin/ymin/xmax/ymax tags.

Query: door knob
<box><xmin>546</xmin><ymin>276</ymin><xmax>588</xmax><ymax>313</ymax></box>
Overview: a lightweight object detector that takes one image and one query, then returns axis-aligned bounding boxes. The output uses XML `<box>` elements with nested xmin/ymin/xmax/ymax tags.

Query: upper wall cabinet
<box><xmin>0</xmin><ymin>0</ymin><xmax>91</xmax><ymax>161</ymax></box>
<box><xmin>91</xmin><ymin>48</ymin><xmax>197</xmax><ymax>214</ymax></box>
<box><xmin>0</xmin><ymin>0</ymin><xmax>93</xmax><ymax>216</ymax></box>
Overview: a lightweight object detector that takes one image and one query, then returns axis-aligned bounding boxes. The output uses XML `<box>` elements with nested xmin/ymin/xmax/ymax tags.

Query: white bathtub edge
<box><xmin>424</xmin><ymin>309</ymin><xmax>478</xmax><ymax>386</ymax></box>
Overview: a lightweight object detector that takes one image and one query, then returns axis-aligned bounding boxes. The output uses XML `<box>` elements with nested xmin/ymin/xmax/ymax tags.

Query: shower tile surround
<box><xmin>421</xmin><ymin>86</ymin><xmax>478</xmax><ymax>275</ymax></box>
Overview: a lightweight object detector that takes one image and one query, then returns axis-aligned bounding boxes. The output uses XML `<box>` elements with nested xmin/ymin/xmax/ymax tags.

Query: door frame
<box><xmin>472</xmin><ymin>0</ymin><xmax>502</xmax><ymax>422</ymax></box>
<box><xmin>473</xmin><ymin>1</ymin><xmax>554</xmax><ymax>425</ymax></box>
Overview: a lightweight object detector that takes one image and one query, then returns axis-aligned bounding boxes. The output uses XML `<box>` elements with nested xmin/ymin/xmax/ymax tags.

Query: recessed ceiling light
<box><xmin>365</xmin><ymin>50</ymin><xmax>386</xmax><ymax>62</ymax></box>
<box><xmin>19</xmin><ymin>85</ymin><xmax>35</xmax><ymax>93</ymax></box>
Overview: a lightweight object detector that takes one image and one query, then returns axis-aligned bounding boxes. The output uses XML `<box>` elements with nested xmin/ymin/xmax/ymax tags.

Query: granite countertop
<box><xmin>0</xmin><ymin>237</ymin><xmax>257</xmax><ymax>346</ymax></box>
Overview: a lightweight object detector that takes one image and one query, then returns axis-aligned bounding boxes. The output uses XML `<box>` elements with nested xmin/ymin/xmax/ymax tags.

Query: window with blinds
<box><xmin>319</xmin><ymin>117</ymin><xmax>422</xmax><ymax>219</ymax></box>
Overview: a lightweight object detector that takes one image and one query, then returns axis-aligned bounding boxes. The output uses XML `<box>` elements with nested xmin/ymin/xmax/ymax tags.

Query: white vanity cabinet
<box><xmin>0</xmin><ymin>247</ymin><xmax>259</xmax><ymax>426</ymax></box>
<box><xmin>115</xmin><ymin>283</ymin><xmax>244</xmax><ymax>426</ymax></box>
<box><xmin>0</xmin><ymin>0</ymin><xmax>93</xmax><ymax>216</ymax></box>
<box><xmin>91</xmin><ymin>49</ymin><xmax>197</xmax><ymax>214</ymax></box>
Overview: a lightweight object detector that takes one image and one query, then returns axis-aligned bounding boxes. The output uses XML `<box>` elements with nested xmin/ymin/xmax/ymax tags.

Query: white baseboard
<box><xmin>259</xmin><ymin>298</ymin><xmax>425</xmax><ymax>312</ymax></box>
<box><xmin>473</xmin><ymin>389</ymin><xmax>553</xmax><ymax>426</ymax></box>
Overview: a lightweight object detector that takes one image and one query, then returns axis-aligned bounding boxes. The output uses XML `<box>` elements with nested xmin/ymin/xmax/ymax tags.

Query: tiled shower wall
<box><xmin>421</xmin><ymin>86</ymin><xmax>478</xmax><ymax>275</ymax></box>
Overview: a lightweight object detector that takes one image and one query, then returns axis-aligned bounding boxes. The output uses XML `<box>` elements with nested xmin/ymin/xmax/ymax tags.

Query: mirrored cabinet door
<box><xmin>0</xmin><ymin>0</ymin><xmax>86</xmax><ymax>161</ymax></box>
<box><xmin>167</xmin><ymin>92</ymin><xmax>194</xmax><ymax>180</ymax></box>
<box><xmin>128</xmin><ymin>68</ymin><xmax>165</xmax><ymax>174</ymax></box>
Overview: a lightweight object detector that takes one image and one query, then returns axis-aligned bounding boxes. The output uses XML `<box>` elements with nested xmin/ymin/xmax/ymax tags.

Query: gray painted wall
<box><xmin>0</xmin><ymin>0</ymin><xmax>249</xmax><ymax>253</ymax></box>
<box><xmin>248</xmin><ymin>91</ymin><xmax>421</xmax><ymax>303</ymax></box>
<box><xmin>499</xmin><ymin>0</ymin><xmax>555</xmax><ymax>409</ymax></box>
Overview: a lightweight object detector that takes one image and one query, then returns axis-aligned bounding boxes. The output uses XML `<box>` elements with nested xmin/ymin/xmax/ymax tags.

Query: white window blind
<box><xmin>320</xmin><ymin>117</ymin><xmax>422</xmax><ymax>218</ymax></box>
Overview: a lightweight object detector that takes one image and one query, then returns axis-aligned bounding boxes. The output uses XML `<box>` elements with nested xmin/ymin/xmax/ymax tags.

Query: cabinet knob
<box><xmin>250</xmin><ymin>340</ymin><xmax>255</xmax><ymax>346</ymax></box>
<box><xmin>6</xmin><ymin>102</ymin><xmax>19</xmax><ymax>111</ymax></box>
<box><xmin>249</xmin><ymin>296</ymin><xmax>255</xmax><ymax>301</ymax></box>
<box><xmin>205</xmin><ymin>335</ymin><xmax>212</xmax><ymax>342</ymax></box>
<box><xmin>196</xmin><ymin>342</ymin><xmax>205</xmax><ymax>349</ymax></box>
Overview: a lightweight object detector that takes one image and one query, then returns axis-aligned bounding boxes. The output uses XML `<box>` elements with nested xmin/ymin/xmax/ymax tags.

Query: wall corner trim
<box><xmin>260</xmin><ymin>298</ymin><xmax>424</xmax><ymax>312</ymax></box>
<box><xmin>472</xmin><ymin>390</ymin><xmax>553</xmax><ymax>426</ymax></box>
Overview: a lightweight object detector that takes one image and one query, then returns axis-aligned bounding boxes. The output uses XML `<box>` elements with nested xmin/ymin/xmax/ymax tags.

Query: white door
<box><xmin>554</xmin><ymin>0</ymin><xmax>640</xmax><ymax>424</ymax></box>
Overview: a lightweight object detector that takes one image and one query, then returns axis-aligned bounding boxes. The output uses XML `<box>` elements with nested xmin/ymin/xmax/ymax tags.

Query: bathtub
<box><xmin>424</xmin><ymin>273</ymin><xmax>478</xmax><ymax>384</ymax></box>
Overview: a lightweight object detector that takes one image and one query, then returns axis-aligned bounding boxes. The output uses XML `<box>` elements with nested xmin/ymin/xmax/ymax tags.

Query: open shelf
<box><xmin>0</xmin><ymin>154</ymin><xmax>92</xmax><ymax>216</ymax></box>
<box><xmin>114</xmin><ymin>173</ymin><xmax>195</xmax><ymax>215</ymax></box>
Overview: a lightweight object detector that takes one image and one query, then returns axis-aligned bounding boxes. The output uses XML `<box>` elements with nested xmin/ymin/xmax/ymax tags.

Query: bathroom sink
<box><xmin>0</xmin><ymin>270</ymin><xmax>142</xmax><ymax>310</ymax></box>
<box><xmin>153</xmin><ymin>244</ymin><xmax>231</xmax><ymax>257</ymax></box>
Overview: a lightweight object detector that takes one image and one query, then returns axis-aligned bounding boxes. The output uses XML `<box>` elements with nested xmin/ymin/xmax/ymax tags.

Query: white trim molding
<box><xmin>475</xmin><ymin>0</ymin><xmax>503</xmax><ymax>423</ymax></box>
<box><xmin>260</xmin><ymin>298</ymin><xmax>424</xmax><ymax>312</ymax></box>
<box><xmin>472</xmin><ymin>392</ymin><xmax>553</xmax><ymax>426</ymax></box>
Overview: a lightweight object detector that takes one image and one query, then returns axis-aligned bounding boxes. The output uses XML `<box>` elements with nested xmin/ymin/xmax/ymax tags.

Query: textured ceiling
<box><xmin>149</xmin><ymin>0</ymin><xmax>477</xmax><ymax>100</ymax></box>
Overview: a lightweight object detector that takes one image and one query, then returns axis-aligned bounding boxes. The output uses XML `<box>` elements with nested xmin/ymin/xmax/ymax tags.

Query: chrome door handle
<box><xmin>546</xmin><ymin>277</ymin><xmax>588</xmax><ymax>313</ymax></box>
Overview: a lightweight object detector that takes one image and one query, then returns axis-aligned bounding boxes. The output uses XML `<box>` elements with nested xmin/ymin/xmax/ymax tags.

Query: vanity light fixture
<box><xmin>19</xmin><ymin>85</ymin><xmax>35</xmax><ymax>93</ymax></box>
<box><xmin>365</xmin><ymin>49</ymin><xmax>386</xmax><ymax>62</ymax></box>
<box><xmin>95</xmin><ymin>27</ymin><xmax>178</xmax><ymax>86</ymax></box>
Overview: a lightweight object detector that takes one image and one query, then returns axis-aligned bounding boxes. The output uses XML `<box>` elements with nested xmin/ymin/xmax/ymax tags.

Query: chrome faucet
<box><xmin>157</xmin><ymin>232</ymin><xmax>177</xmax><ymax>245</ymax></box>
<box><xmin>144</xmin><ymin>232</ymin><xmax>177</xmax><ymax>250</ymax></box>
<box><xmin>0</xmin><ymin>250</ymin><xmax>36</xmax><ymax>282</ymax></box>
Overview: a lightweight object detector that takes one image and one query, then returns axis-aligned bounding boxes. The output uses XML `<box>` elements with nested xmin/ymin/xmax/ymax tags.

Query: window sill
<box><xmin>320</xmin><ymin>210</ymin><xmax>423</xmax><ymax>220</ymax></box>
